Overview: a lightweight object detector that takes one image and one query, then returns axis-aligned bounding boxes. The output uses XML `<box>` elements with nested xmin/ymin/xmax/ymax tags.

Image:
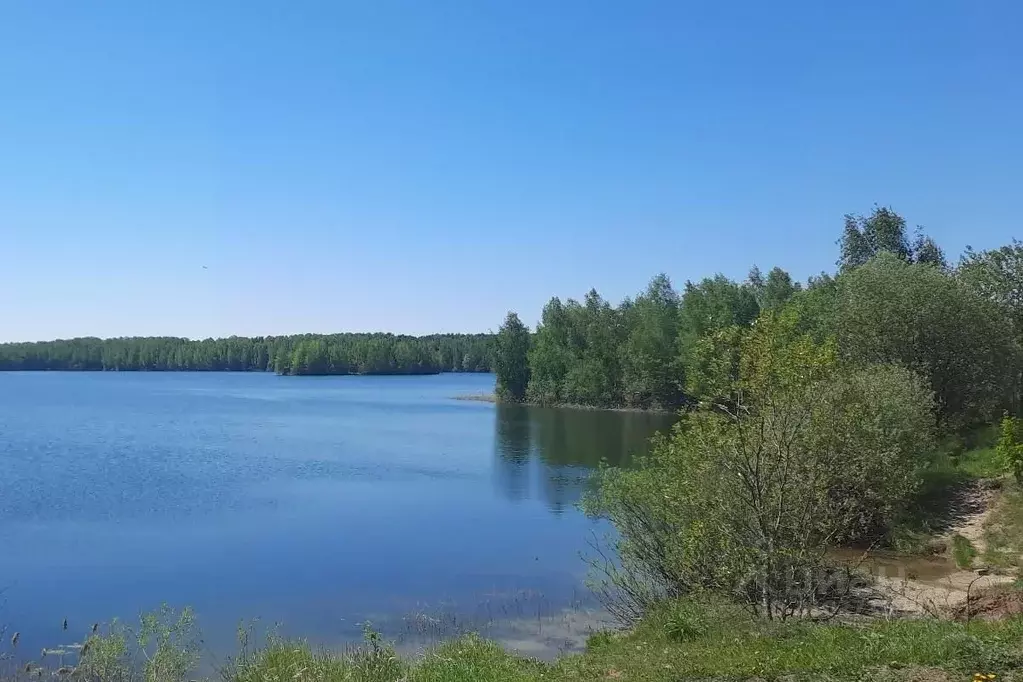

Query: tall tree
<box><xmin>620</xmin><ymin>274</ymin><xmax>682</xmax><ymax>408</ymax></box>
<box><xmin>913</xmin><ymin>229</ymin><xmax>948</xmax><ymax>269</ymax></box>
<box><xmin>749</xmin><ymin>266</ymin><xmax>801</xmax><ymax>311</ymax></box>
<box><xmin>838</xmin><ymin>206</ymin><xmax>944</xmax><ymax>271</ymax></box>
<box><xmin>494</xmin><ymin>312</ymin><xmax>531</xmax><ymax>402</ymax></box>
<box><xmin>835</xmin><ymin>253</ymin><xmax>1020</xmax><ymax>428</ymax></box>
<box><xmin>562</xmin><ymin>290</ymin><xmax>625</xmax><ymax>407</ymax></box>
<box><xmin>527</xmin><ymin>298</ymin><xmax>573</xmax><ymax>405</ymax></box>
<box><xmin>958</xmin><ymin>241</ymin><xmax>1023</xmax><ymax>413</ymax></box>
<box><xmin>958</xmin><ymin>240</ymin><xmax>1023</xmax><ymax>332</ymax></box>
<box><xmin>677</xmin><ymin>275</ymin><xmax>759</xmax><ymax>397</ymax></box>
<box><xmin>838</xmin><ymin>206</ymin><xmax>912</xmax><ymax>270</ymax></box>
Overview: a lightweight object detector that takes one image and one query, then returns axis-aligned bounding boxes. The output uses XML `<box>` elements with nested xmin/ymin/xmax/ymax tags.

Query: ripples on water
<box><xmin>0</xmin><ymin>372</ymin><xmax>673</xmax><ymax>659</ymax></box>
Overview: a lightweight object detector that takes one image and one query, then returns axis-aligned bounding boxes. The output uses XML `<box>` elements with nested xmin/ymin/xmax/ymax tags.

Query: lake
<box><xmin>0</xmin><ymin>372</ymin><xmax>673</xmax><ymax>659</ymax></box>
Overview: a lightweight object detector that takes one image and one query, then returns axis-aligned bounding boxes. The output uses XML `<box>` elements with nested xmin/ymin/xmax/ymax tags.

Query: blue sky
<box><xmin>1</xmin><ymin>1</ymin><xmax>1020</xmax><ymax>341</ymax></box>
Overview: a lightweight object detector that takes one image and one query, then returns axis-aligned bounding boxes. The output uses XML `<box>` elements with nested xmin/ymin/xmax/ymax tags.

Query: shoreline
<box><xmin>872</xmin><ymin>478</ymin><xmax>1016</xmax><ymax>616</ymax></box>
<box><xmin>451</xmin><ymin>393</ymin><xmax>677</xmax><ymax>414</ymax></box>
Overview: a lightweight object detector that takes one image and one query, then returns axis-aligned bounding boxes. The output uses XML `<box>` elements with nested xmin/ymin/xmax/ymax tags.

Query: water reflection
<box><xmin>494</xmin><ymin>404</ymin><xmax>676</xmax><ymax>513</ymax></box>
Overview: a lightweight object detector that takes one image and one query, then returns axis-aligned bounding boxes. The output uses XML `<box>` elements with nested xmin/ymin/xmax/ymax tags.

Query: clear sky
<box><xmin>1</xmin><ymin>1</ymin><xmax>1020</xmax><ymax>341</ymax></box>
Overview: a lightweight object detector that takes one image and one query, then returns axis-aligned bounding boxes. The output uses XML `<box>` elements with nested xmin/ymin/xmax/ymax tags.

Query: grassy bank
<box><xmin>221</xmin><ymin>600</ymin><xmax>1023</xmax><ymax>682</ymax></box>
<box><xmin>17</xmin><ymin>598</ymin><xmax>1019</xmax><ymax>682</ymax></box>
<box><xmin>984</xmin><ymin>484</ymin><xmax>1023</xmax><ymax>570</ymax></box>
<box><xmin>890</xmin><ymin>427</ymin><xmax>1005</xmax><ymax>552</ymax></box>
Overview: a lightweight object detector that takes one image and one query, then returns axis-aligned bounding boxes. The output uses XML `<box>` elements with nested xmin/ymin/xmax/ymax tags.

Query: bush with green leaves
<box><xmin>834</xmin><ymin>253</ymin><xmax>1019</xmax><ymax>430</ymax></box>
<box><xmin>71</xmin><ymin>606</ymin><xmax>200</xmax><ymax>682</ymax></box>
<box><xmin>996</xmin><ymin>415</ymin><xmax>1023</xmax><ymax>484</ymax></box>
<box><xmin>585</xmin><ymin>310</ymin><xmax>936</xmax><ymax>623</ymax></box>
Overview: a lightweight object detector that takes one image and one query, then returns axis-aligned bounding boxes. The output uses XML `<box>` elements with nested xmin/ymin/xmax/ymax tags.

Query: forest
<box><xmin>495</xmin><ymin>206</ymin><xmax>1023</xmax><ymax>426</ymax></box>
<box><xmin>0</xmin><ymin>333</ymin><xmax>495</xmax><ymax>376</ymax></box>
<box><xmin>491</xmin><ymin>206</ymin><xmax>1023</xmax><ymax>629</ymax></box>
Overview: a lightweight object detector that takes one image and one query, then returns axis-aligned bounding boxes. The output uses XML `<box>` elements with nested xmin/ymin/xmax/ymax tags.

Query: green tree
<box><xmin>838</xmin><ymin>206</ymin><xmax>912</xmax><ymax>270</ymax></box>
<box><xmin>494</xmin><ymin>312</ymin><xmax>531</xmax><ymax>402</ymax></box>
<box><xmin>958</xmin><ymin>240</ymin><xmax>1023</xmax><ymax>333</ymax></box>
<box><xmin>782</xmin><ymin>273</ymin><xmax>839</xmax><ymax>343</ymax></box>
<box><xmin>562</xmin><ymin>290</ymin><xmax>624</xmax><ymax>407</ymax></box>
<box><xmin>838</xmin><ymin>206</ymin><xmax>944</xmax><ymax>271</ymax></box>
<box><xmin>835</xmin><ymin>253</ymin><xmax>1020</xmax><ymax>428</ymax></box>
<box><xmin>677</xmin><ymin>275</ymin><xmax>759</xmax><ymax>401</ymax></box>
<box><xmin>996</xmin><ymin>415</ymin><xmax>1023</xmax><ymax>485</ymax></box>
<box><xmin>959</xmin><ymin>241</ymin><xmax>1023</xmax><ymax>413</ymax></box>
<box><xmin>526</xmin><ymin>298</ymin><xmax>573</xmax><ymax>405</ymax></box>
<box><xmin>586</xmin><ymin>311</ymin><xmax>935</xmax><ymax>623</ymax></box>
<box><xmin>758</xmin><ymin>266</ymin><xmax>802</xmax><ymax>311</ymax></box>
<box><xmin>620</xmin><ymin>274</ymin><xmax>682</xmax><ymax>409</ymax></box>
<box><xmin>913</xmin><ymin>229</ymin><xmax>948</xmax><ymax>269</ymax></box>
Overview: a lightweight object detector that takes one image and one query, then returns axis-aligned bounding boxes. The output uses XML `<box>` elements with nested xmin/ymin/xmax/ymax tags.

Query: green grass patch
<box><xmin>227</xmin><ymin>635</ymin><xmax>406</xmax><ymax>682</ymax></box>
<box><xmin>223</xmin><ymin>634</ymin><xmax>544</xmax><ymax>682</ymax></box>
<box><xmin>893</xmin><ymin>429</ymin><xmax>1005</xmax><ymax>552</ymax></box>
<box><xmin>984</xmin><ymin>484</ymin><xmax>1023</xmax><ymax>570</ymax></box>
<box><xmin>952</xmin><ymin>533</ymin><xmax>979</xmax><ymax>568</ymax></box>
<box><xmin>923</xmin><ymin>429</ymin><xmax>1003</xmax><ymax>488</ymax></box>
<box><xmin>217</xmin><ymin>601</ymin><xmax>1023</xmax><ymax>682</ymax></box>
<box><xmin>957</xmin><ymin>445</ymin><xmax>1005</xmax><ymax>480</ymax></box>
<box><xmin>551</xmin><ymin>600</ymin><xmax>1023</xmax><ymax>681</ymax></box>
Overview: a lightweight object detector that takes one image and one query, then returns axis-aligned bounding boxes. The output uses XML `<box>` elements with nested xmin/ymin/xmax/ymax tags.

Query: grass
<box><xmin>551</xmin><ymin>600</ymin><xmax>1023</xmax><ymax>681</ymax></box>
<box><xmin>891</xmin><ymin>427</ymin><xmax>1004</xmax><ymax>552</ymax></box>
<box><xmin>19</xmin><ymin>600</ymin><xmax>1018</xmax><ymax>682</ymax></box>
<box><xmin>955</xmin><ymin>444</ymin><xmax>1004</xmax><ymax>480</ymax></box>
<box><xmin>952</xmin><ymin>533</ymin><xmax>979</xmax><ymax>568</ymax></box>
<box><xmin>921</xmin><ymin>428</ymin><xmax>1003</xmax><ymax>493</ymax></box>
<box><xmin>983</xmin><ymin>483</ymin><xmax>1023</xmax><ymax>570</ymax></box>
<box><xmin>210</xmin><ymin>600</ymin><xmax>1023</xmax><ymax>682</ymax></box>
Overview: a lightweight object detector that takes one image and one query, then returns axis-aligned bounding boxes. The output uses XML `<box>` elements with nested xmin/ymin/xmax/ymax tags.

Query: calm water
<box><xmin>0</xmin><ymin>372</ymin><xmax>672</xmax><ymax>657</ymax></box>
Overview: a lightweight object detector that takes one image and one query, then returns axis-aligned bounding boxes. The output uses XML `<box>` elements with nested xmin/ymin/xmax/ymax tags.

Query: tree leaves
<box><xmin>495</xmin><ymin>312</ymin><xmax>531</xmax><ymax>402</ymax></box>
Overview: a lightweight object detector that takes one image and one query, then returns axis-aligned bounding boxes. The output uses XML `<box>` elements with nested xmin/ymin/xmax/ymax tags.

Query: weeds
<box><xmin>662</xmin><ymin>600</ymin><xmax>709</xmax><ymax>642</ymax></box>
<box><xmin>224</xmin><ymin>633</ymin><xmax>404</xmax><ymax>682</ymax></box>
<box><xmin>0</xmin><ymin>607</ymin><xmax>200</xmax><ymax>682</ymax></box>
<box><xmin>553</xmin><ymin>600</ymin><xmax>1023</xmax><ymax>681</ymax></box>
<box><xmin>953</xmin><ymin>534</ymin><xmax>979</xmax><ymax>568</ymax></box>
<box><xmin>983</xmin><ymin>484</ymin><xmax>1023</xmax><ymax>569</ymax></box>
<box><xmin>7</xmin><ymin>601</ymin><xmax>1023</xmax><ymax>681</ymax></box>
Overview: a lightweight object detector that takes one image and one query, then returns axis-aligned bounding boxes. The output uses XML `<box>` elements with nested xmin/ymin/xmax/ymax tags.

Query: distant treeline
<box><xmin>0</xmin><ymin>333</ymin><xmax>495</xmax><ymax>376</ymax></box>
<box><xmin>495</xmin><ymin>206</ymin><xmax>1023</xmax><ymax>427</ymax></box>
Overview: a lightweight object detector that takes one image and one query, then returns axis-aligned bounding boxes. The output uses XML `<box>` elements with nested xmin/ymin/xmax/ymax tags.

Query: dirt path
<box><xmin>949</xmin><ymin>480</ymin><xmax>1001</xmax><ymax>551</ymax></box>
<box><xmin>875</xmin><ymin>480</ymin><xmax>1014</xmax><ymax>616</ymax></box>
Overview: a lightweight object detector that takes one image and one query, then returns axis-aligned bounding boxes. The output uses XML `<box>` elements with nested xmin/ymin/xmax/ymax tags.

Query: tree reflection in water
<box><xmin>494</xmin><ymin>403</ymin><xmax>675</xmax><ymax>513</ymax></box>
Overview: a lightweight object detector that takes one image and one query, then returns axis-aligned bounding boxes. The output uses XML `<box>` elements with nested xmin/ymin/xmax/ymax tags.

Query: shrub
<box><xmin>74</xmin><ymin>606</ymin><xmax>200</xmax><ymax>682</ymax></box>
<box><xmin>586</xmin><ymin>311</ymin><xmax>936</xmax><ymax>622</ymax></box>
<box><xmin>996</xmin><ymin>415</ymin><xmax>1023</xmax><ymax>484</ymax></box>
<box><xmin>951</xmin><ymin>534</ymin><xmax>978</xmax><ymax>569</ymax></box>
